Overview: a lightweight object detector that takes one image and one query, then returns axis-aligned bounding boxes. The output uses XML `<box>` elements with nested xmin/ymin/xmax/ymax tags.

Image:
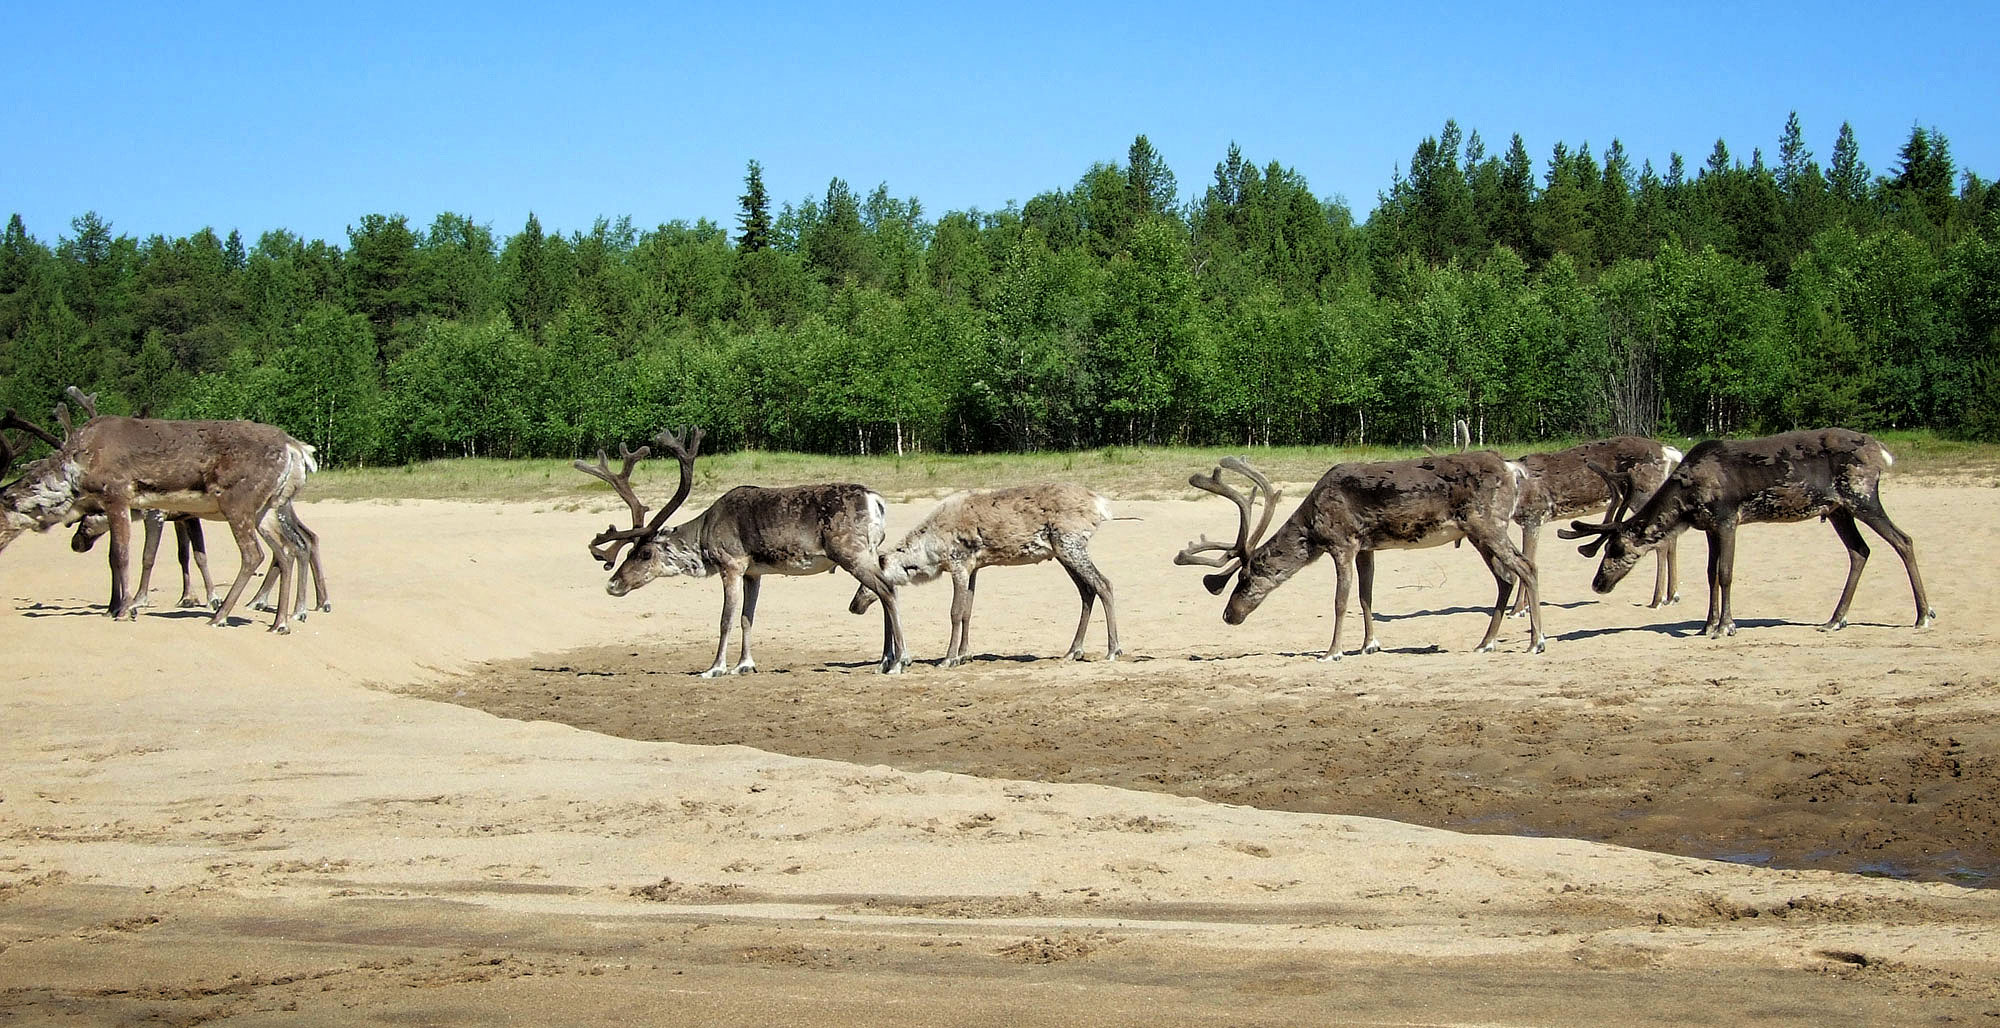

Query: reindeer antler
<box><xmin>571</xmin><ymin>427</ymin><xmax>706</xmax><ymax>569</ymax></box>
<box><xmin>0</xmin><ymin>409</ymin><xmax>61</xmax><ymax>451</ymax></box>
<box><xmin>0</xmin><ymin>409</ymin><xmax>61</xmax><ymax>483</ymax></box>
<box><xmin>1175</xmin><ymin>456</ymin><xmax>1281</xmax><ymax>595</ymax></box>
<box><xmin>573</xmin><ymin>442</ymin><xmax>655</xmax><ymax>568</ymax></box>
<box><xmin>1554</xmin><ymin>459</ymin><xmax>1639</xmax><ymax>557</ymax></box>
<box><xmin>65</xmin><ymin>387</ymin><xmax>99</xmax><ymax>420</ymax></box>
<box><xmin>638</xmin><ymin>427</ymin><xmax>704</xmax><ymax>537</ymax></box>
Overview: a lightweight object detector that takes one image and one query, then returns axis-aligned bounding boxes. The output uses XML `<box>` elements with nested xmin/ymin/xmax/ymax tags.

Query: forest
<box><xmin>3</xmin><ymin>113</ymin><xmax>1997</xmax><ymax>465</ymax></box>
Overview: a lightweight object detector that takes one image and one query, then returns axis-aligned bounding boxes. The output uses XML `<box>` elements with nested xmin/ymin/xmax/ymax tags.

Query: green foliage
<box><xmin>2</xmin><ymin>116</ymin><xmax>1996</xmax><ymax>466</ymax></box>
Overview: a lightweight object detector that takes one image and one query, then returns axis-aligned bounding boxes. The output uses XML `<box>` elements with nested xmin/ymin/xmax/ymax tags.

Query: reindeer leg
<box><xmin>843</xmin><ymin>557</ymin><xmax>907</xmax><ymax>674</ymax></box>
<box><xmin>1356</xmin><ymin>548</ymin><xmax>1380</xmax><ymax>655</ymax></box>
<box><xmin>1322</xmin><ymin>549</ymin><xmax>1354</xmax><ymax>661</ymax></box>
<box><xmin>1702</xmin><ymin>525</ymin><xmax>1738</xmax><ymax>638</ymax></box>
<box><xmin>1056</xmin><ymin>542</ymin><xmax>1116</xmax><ymax>660</ymax></box>
<box><xmin>942</xmin><ymin>567</ymin><xmax>972</xmax><ymax>667</ymax></box>
<box><xmin>293</xmin><ymin>513</ymin><xmax>329</xmax><ymax>613</ymax></box>
<box><xmin>255</xmin><ymin>513</ymin><xmax>295</xmax><ymax>634</ymax></box>
<box><xmin>734</xmin><ymin>575</ymin><xmax>761</xmax><ymax>674</ymax></box>
<box><xmin>701</xmin><ymin>573</ymin><xmax>742</xmax><ymax>677</ymax></box>
<box><xmin>1649</xmin><ymin>533</ymin><xmax>1681</xmax><ymax>608</ymax></box>
<box><xmin>1852</xmin><ymin>501</ymin><xmax>1934</xmax><ymax>628</ymax></box>
<box><xmin>1508</xmin><ymin>521</ymin><xmax>1539</xmax><ymax>617</ymax></box>
<box><xmin>1059</xmin><ymin>543</ymin><xmax>1120</xmax><ymax>661</ymax></box>
<box><xmin>132</xmin><ymin>513</ymin><xmax>163</xmax><ymax>611</ymax></box>
<box><xmin>208</xmin><ymin>498</ymin><xmax>267</xmax><ymax>627</ymax></box>
<box><xmin>105</xmin><ymin>500</ymin><xmax>135</xmax><ymax>619</ymax></box>
<box><xmin>1471</xmin><ymin>542</ymin><xmax>1515</xmax><ymax>654</ymax></box>
<box><xmin>1820</xmin><ymin>510</ymin><xmax>1870</xmax><ymax>632</ymax></box>
<box><xmin>183</xmin><ymin>520</ymin><xmax>217</xmax><ymax>609</ymax></box>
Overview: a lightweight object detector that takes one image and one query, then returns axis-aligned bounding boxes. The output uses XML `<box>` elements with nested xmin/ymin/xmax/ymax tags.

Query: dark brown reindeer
<box><xmin>847</xmin><ymin>483</ymin><xmax>1123</xmax><ymax>666</ymax></box>
<box><xmin>1558</xmin><ymin>428</ymin><xmax>1934</xmax><ymax>638</ymax></box>
<box><xmin>0</xmin><ymin>406</ymin><xmax>316</xmax><ymax>632</ymax></box>
<box><xmin>1177</xmin><ymin>452</ymin><xmax>1545</xmax><ymax>660</ymax></box>
<box><xmin>575</xmin><ymin>428</ymin><xmax>908</xmax><ymax>676</ymax></box>
<box><xmin>1512</xmin><ymin>436</ymin><xmax>1684</xmax><ymax>613</ymax></box>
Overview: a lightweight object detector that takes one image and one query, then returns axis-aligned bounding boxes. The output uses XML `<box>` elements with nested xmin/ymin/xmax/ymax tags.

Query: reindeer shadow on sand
<box><xmin>1552</xmin><ymin>616</ymin><xmax>1798</xmax><ymax>643</ymax></box>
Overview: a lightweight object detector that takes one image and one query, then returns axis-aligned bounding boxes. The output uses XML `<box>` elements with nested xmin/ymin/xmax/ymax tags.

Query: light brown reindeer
<box><xmin>0</xmin><ymin>406</ymin><xmax>316</xmax><ymax>632</ymax></box>
<box><xmin>1511</xmin><ymin>436</ymin><xmax>1683</xmax><ymax>613</ymax></box>
<box><xmin>847</xmin><ymin>483</ymin><xmax>1123</xmax><ymax>666</ymax></box>
<box><xmin>54</xmin><ymin>389</ymin><xmax>328</xmax><ymax>618</ymax></box>
<box><xmin>1559</xmin><ymin>428</ymin><xmax>1933</xmax><ymax>638</ymax></box>
<box><xmin>1177</xmin><ymin>452</ymin><xmax>1545</xmax><ymax>659</ymax></box>
<box><xmin>575</xmin><ymin>428</ymin><xmax>908</xmax><ymax>676</ymax></box>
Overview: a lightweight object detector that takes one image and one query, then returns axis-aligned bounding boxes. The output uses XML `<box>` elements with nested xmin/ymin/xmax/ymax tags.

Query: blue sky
<box><xmin>5</xmin><ymin>1</ymin><xmax>1994</xmax><ymax>246</ymax></box>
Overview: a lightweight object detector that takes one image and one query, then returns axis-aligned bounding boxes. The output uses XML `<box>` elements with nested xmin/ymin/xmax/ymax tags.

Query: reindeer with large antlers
<box><xmin>0</xmin><ymin>402</ymin><xmax>316</xmax><ymax>631</ymax></box>
<box><xmin>1177</xmin><ymin>452</ymin><xmax>1545</xmax><ymax>660</ymax></box>
<box><xmin>575</xmin><ymin>428</ymin><xmax>909</xmax><ymax>676</ymax></box>
<box><xmin>1557</xmin><ymin>428</ymin><xmax>1934</xmax><ymax>638</ymax></box>
<box><xmin>1511</xmin><ymin>436</ymin><xmax>1684</xmax><ymax>614</ymax></box>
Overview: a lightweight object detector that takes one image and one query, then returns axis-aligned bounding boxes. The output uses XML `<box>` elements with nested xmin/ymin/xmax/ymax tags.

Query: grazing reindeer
<box><xmin>69</xmin><ymin>500</ymin><xmax>329</xmax><ymax>617</ymax></box>
<box><xmin>71</xmin><ymin>510</ymin><xmax>216</xmax><ymax>611</ymax></box>
<box><xmin>1512</xmin><ymin>436</ymin><xmax>1684</xmax><ymax>613</ymax></box>
<box><xmin>1177</xmin><ymin>453</ymin><xmax>1545</xmax><ymax>660</ymax></box>
<box><xmin>847</xmin><ymin>483</ymin><xmax>1123</xmax><ymax>666</ymax></box>
<box><xmin>0</xmin><ymin>406</ymin><xmax>316</xmax><ymax>632</ymax></box>
<box><xmin>575</xmin><ymin>428</ymin><xmax>908</xmax><ymax>676</ymax></box>
<box><xmin>1558</xmin><ymin>428</ymin><xmax>1934</xmax><ymax>638</ymax></box>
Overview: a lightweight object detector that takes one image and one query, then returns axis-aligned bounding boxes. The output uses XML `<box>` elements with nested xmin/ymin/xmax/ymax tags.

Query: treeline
<box><xmin>3</xmin><ymin>115</ymin><xmax>1998</xmax><ymax>465</ymax></box>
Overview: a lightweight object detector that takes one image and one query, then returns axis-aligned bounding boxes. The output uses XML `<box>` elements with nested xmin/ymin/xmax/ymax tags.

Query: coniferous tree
<box><xmin>1126</xmin><ymin>134</ymin><xmax>1178</xmax><ymax>220</ymax></box>
<box><xmin>737</xmin><ymin>159</ymin><xmax>773</xmax><ymax>253</ymax></box>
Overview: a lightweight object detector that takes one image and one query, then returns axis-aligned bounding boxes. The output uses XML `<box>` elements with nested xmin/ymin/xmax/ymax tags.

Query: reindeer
<box><xmin>847</xmin><ymin>483</ymin><xmax>1123</xmax><ymax>666</ymax></box>
<box><xmin>1177</xmin><ymin>452</ymin><xmax>1545</xmax><ymax>660</ymax></box>
<box><xmin>575</xmin><ymin>428</ymin><xmax>908</xmax><ymax>676</ymax></box>
<box><xmin>0</xmin><ymin>406</ymin><xmax>316</xmax><ymax>632</ymax></box>
<box><xmin>1558</xmin><ymin>428</ymin><xmax>1934</xmax><ymax>638</ymax></box>
<box><xmin>1512</xmin><ymin>436</ymin><xmax>1684</xmax><ymax>613</ymax></box>
<box><xmin>69</xmin><ymin>500</ymin><xmax>328</xmax><ymax>617</ymax></box>
<box><xmin>51</xmin><ymin>389</ymin><xmax>328</xmax><ymax>618</ymax></box>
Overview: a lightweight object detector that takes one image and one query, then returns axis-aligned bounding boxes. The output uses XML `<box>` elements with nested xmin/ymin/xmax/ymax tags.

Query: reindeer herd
<box><xmin>0</xmin><ymin>388</ymin><xmax>1936</xmax><ymax>667</ymax></box>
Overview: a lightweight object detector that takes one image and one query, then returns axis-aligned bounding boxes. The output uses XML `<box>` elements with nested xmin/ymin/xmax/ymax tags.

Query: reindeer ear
<box><xmin>1577</xmin><ymin>537</ymin><xmax>1609</xmax><ymax>558</ymax></box>
<box><xmin>1202</xmin><ymin>569</ymin><xmax>1234</xmax><ymax>595</ymax></box>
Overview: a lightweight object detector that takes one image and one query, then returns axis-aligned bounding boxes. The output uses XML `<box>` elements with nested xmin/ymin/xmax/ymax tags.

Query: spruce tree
<box><xmin>737</xmin><ymin>159</ymin><xmax>773</xmax><ymax>253</ymax></box>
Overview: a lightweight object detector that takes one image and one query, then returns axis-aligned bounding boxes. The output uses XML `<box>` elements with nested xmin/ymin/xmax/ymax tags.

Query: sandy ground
<box><xmin>1</xmin><ymin>483</ymin><xmax>1996</xmax><ymax>1025</ymax></box>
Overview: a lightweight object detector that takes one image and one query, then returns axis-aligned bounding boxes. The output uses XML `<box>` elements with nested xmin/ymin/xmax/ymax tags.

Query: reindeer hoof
<box><xmin>1475</xmin><ymin>642</ymin><xmax>1497</xmax><ymax>654</ymax></box>
<box><xmin>269</xmin><ymin>623</ymin><xmax>290</xmax><ymax>635</ymax></box>
<box><xmin>1360</xmin><ymin>640</ymin><xmax>1381</xmax><ymax>655</ymax></box>
<box><xmin>1530</xmin><ymin>638</ymin><xmax>1547</xmax><ymax>655</ymax></box>
<box><xmin>1063</xmin><ymin>649</ymin><xmax>1085</xmax><ymax>662</ymax></box>
<box><xmin>1917</xmin><ymin>609</ymin><xmax>1936</xmax><ymax>629</ymax></box>
<box><xmin>318</xmin><ymin>603</ymin><xmax>333</xmax><ymax>614</ymax></box>
<box><xmin>697</xmin><ymin>666</ymin><xmax>729</xmax><ymax>679</ymax></box>
<box><xmin>1318</xmin><ymin>650</ymin><xmax>1343</xmax><ymax>662</ymax></box>
<box><xmin>735</xmin><ymin>661</ymin><xmax>757</xmax><ymax>675</ymax></box>
<box><xmin>1105</xmin><ymin>649</ymin><xmax>1122</xmax><ymax>662</ymax></box>
<box><xmin>1818</xmin><ymin>618</ymin><xmax>1847</xmax><ymax>633</ymax></box>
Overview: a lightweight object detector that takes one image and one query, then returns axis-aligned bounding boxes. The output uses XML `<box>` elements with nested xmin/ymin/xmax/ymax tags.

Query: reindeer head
<box><xmin>70</xmin><ymin>513</ymin><xmax>111</xmax><ymax>553</ymax></box>
<box><xmin>1176</xmin><ymin>457</ymin><xmax>1286</xmax><ymax>624</ymax></box>
<box><xmin>0</xmin><ymin>409</ymin><xmax>70</xmax><ymax>552</ymax></box>
<box><xmin>1556</xmin><ymin>459</ymin><xmax>1647</xmax><ymax>594</ymax></box>
<box><xmin>573</xmin><ymin>427</ymin><xmax>706</xmax><ymax>597</ymax></box>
